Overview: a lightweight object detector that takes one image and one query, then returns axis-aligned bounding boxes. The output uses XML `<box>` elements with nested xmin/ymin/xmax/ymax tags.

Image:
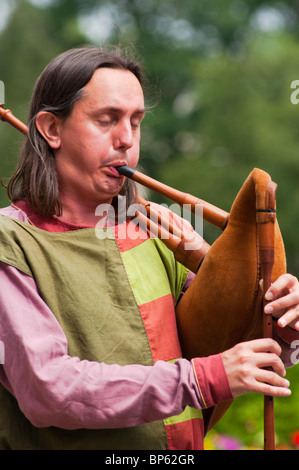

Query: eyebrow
<box><xmin>95</xmin><ymin>106</ymin><xmax>146</xmax><ymax>116</ymax></box>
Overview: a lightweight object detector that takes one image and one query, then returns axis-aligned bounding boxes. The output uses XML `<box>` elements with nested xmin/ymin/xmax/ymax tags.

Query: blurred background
<box><xmin>0</xmin><ymin>0</ymin><xmax>299</xmax><ymax>450</ymax></box>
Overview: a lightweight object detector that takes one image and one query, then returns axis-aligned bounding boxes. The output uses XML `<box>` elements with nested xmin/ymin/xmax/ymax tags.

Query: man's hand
<box><xmin>264</xmin><ymin>274</ymin><xmax>299</xmax><ymax>331</ymax></box>
<box><xmin>221</xmin><ymin>339</ymin><xmax>291</xmax><ymax>399</ymax></box>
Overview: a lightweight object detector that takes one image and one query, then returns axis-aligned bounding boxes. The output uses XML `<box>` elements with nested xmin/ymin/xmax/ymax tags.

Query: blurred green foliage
<box><xmin>0</xmin><ymin>0</ymin><xmax>299</xmax><ymax>449</ymax></box>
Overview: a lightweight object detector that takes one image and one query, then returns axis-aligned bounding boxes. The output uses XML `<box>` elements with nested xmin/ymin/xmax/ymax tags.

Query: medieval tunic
<box><xmin>0</xmin><ymin>202</ymin><xmax>296</xmax><ymax>450</ymax></box>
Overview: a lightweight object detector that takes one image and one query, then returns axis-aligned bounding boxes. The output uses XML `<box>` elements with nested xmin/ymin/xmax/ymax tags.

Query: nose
<box><xmin>113</xmin><ymin>120</ymin><xmax>134</xmax><ymax>151</ymax></box>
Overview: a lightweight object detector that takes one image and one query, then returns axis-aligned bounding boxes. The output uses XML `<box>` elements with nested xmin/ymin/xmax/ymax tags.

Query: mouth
<box><xmin>105</xmin><ymin>161</ymin><xmax>127</xmax><ymax>178</ymax></box>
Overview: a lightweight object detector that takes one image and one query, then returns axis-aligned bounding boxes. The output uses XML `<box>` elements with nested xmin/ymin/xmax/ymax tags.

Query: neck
<box><xmin>58</xmin><ymin>194</ymin><xmax>114</xmax><ymax>227</ymax></box>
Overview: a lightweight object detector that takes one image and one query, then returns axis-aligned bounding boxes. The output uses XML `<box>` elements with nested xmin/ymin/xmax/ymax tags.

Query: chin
<box><xmin>96</xmin><ymin>184</ymin><xmax>123</xmax><ymax>203</ymax></box>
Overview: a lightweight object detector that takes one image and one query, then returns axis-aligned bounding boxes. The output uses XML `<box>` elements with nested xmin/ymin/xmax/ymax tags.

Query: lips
<box><xmin>105</xmin><ymin>161</ymin><xmax>127</xmax><ymax>177</ymax></box>
<box><xmin>107</xmin><ymin>166</ymin><xmax>121</xmax><ymax>176</ymax></box>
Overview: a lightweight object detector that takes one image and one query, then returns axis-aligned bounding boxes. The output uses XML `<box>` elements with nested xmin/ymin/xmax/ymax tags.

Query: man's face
<box><xmin>54</xmin><ymin>67</ymin><xmax>145</xmax><ymax>208</ymax></box>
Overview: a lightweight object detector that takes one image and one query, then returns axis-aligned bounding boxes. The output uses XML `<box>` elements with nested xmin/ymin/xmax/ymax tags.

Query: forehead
<box><xmin>82</xmin><ymin>67</ymin><xmax>144</xmax><ymax>109</ymax></box>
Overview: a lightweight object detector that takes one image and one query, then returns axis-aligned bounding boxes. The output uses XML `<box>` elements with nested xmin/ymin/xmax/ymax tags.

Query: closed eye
<box><xmin>131</xmin><ymin>121</ymin><xmax>141</xmax><ymax>130</ymax></box>
<box><xmin>98</xmin><ymin>119</ymin><xmax>114</xmax><ymax>126</ymax></box>
<box><xmin>96</xmin><ymin>108</ymin><xmax>145</xmax><ymax>129</ymax></box>
<box><xmin>131</xmin><ymin>112</ymin><xmax>145</xmax><ymax>130</ymax></box>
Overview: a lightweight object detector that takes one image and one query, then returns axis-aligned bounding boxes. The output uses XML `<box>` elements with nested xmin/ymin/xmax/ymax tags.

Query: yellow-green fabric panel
<box><xmin>164</xmin><ymin>406</ymin><xmax>203</xmax><ymax>426</ymax></box>
<box><xmin>120</xmin><ymin>238</ymin><xmax>189</xmax><ymax>306</ymax></box>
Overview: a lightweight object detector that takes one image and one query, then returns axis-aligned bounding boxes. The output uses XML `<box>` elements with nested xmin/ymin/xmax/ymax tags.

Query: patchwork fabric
<box><xmin>0</xmin><ymin>215</ymin><xmax>203</xmax><ymax>449</ymax></box>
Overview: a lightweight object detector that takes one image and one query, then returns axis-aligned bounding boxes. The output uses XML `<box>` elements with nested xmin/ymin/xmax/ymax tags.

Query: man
<box><xmin>0</xmin><ymin>46</ymin><xmax>298</xmax><ymax>450</ymax></box>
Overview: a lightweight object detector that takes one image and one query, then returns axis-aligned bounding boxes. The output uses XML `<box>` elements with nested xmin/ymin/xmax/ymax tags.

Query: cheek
<box><xmin>129</xmin><ymin>153</ymin><xmax>139</xmax><ymax>169</ymax></box>
<box><xmin>61</xmin><ymin>118</ymin><xmax>102</xmax><ymax>151</ymax></box>
<box><xmin>128</xmin><ymin>137</ymin><xmax>141</xmax><ymax>167</ymax></box>
<box><xmin>64</xmin><ymin>133</ymin><xmax>106</xmax><ymax>169</ymax></box>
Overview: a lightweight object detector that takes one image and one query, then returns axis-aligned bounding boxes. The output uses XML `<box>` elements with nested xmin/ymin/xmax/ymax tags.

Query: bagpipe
<box><xmin>0</xmin><ymin>105</ymin><xmax>287</xmax><ymax>449</ymax></box>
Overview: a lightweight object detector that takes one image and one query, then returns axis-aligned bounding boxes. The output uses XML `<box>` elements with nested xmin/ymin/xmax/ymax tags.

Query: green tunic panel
<box><xmin>0</xmin><ymin>216</ymin><xmax>188</xmax><ymax>450</ymax></box>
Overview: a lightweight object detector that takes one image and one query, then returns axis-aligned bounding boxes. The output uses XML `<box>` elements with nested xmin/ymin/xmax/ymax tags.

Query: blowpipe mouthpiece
<box><xmin>116</xmin><ymin>165</ymin><xmax>135</xmax><ymax>179</ymax></box>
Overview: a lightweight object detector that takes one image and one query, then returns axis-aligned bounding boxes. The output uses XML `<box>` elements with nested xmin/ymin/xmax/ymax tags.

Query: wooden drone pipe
<box><xmin>0</xmin><ymin>106</ymin><xmax>28</xmax><ymax>136</ymax></box>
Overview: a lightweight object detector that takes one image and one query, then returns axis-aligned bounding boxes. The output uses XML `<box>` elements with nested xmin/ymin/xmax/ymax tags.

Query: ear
<box><xmin>35</xmin><ymin>111</ymin><xmax>61</xmax><ymax>149</ymax></box>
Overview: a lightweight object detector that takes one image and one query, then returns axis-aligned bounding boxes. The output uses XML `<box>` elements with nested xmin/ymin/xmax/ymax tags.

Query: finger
<box><xmin>254</xmin><ymin>375</ymin><xmax>291</xmax><ymax>398</ymax></box>
<box><xmin>254</xmin><ymin>352</ymin><xmax>286</xmax><ymax>377</ymax></box>
<box><xmin>277</xmin><ymin>307</ymin><xmax>299</xmax><ymax>330</ymax></box>
<box><xmin>264</xmin><ymin>290</ymin><xmax>299</xmax><ymax>316</ymax></box>
<box><xmin>265</xmin><ymin>274</ymin><xmax>298</xmax><ymax>301</ymax></box>
<box><xmin>262</xmin><ymin>386</ymin><xmax>291</xmax><ymax>398</ymax></box>
<box><xmin>255</xmin><ymin>369</ymin><xmax>290</xmax><ymax>389</ymax></box>
<box><xmin>247</xmin><ymin>338</ymin><xmax>282</xmax><ymax>356</ymax></box>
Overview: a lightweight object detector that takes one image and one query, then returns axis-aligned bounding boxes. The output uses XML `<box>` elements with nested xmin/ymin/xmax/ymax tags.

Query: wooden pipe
<box><xmin>117</xmin><ymin>165</ymin><xmax>229</xmax><ymax>230</ymax></box>
<box><xmin>0</xmin><ymin>106</ymin><xmax>28</xmax><ymax>136</ymax></box>
<box><xmin>257</xmin><ymin>181</ymin><xmax>277</xmax><ymax>450</ymax></box>
<box><xmin>0</xmin><ymin>106</ymin><xmax>228</xmax><ymax>230</ymax></box>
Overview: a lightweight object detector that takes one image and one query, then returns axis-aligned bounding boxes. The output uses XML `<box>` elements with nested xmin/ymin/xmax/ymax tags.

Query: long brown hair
<box><xmin>7</xmin><ymin>46</ymin><xmax>145</xmax><ymax>217</ymax></box>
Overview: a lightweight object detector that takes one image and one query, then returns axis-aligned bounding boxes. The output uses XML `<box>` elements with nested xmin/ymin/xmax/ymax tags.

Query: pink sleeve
<box><xmin>191</xmin><ymin>355</ymin><xmax>232</xmax><ymax>408</ymax></box>
<box><xmin>0</xmin><ymin>261</ymin><xmax>230</xmax><ymax>430</ymax></box>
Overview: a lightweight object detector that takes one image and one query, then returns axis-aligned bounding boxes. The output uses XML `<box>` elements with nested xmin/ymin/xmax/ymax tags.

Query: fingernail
<box><xmin>265</xmin><ymin>305</ymin><xmax>274</xmax><ymax>313</ymax></box>
<box><xmin>279</xmin><ymin>318</ymin><xmax>286</xmax><ymax>328</ymax></box>
<box><xmin>265</xmin><ymin>292</ymin><xmax>273</xmax><ymax>300</ymax></box>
